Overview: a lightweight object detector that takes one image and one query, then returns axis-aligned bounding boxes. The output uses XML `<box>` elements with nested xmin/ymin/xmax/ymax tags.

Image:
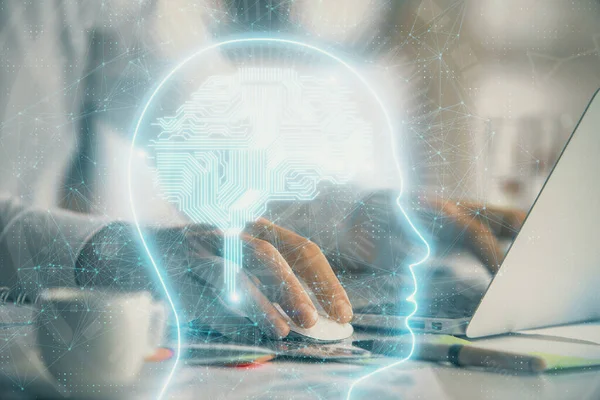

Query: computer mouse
<box><xmin>274</xmin><ymin>304</ymin><xmax>354</xmax><ymax>343</ymax></box>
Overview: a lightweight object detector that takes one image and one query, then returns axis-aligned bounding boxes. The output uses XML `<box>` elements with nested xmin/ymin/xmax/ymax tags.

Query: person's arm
<box><xmin>0</xmin><ymin>197</ymin><xmax>111</xmax><ymax>297</ymax></box>
<box><xmin>263</xmin><ymin>185</ymin><xmax>527</xmax><ymax>276</ymax></box>
<box><xmin>262</xmin><ymin>186</ymin><xmax>425</xmax><ymax>273</ymax></box>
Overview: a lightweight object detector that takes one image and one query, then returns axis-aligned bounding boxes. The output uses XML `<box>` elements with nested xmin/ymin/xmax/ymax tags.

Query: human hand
<box><xmin>150</xmin><ymin>218</ymin><xmax>352</xmax><ymax>339</ymax></box>
<box><xmin>309</xmin><ymin>190</ymin><xmax>526</xmax><ymax>278</ymax></box>
<box><xmin>422</xmin><ymin>198</ymin><xmax>527</xmax><ymax>274</ymax></box>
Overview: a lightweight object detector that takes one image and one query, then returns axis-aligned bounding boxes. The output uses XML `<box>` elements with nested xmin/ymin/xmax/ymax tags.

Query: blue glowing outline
<box><xmin>127</xmin><ymin>37</ymin><xmax>430</xmax><ymax>400</ymax></box>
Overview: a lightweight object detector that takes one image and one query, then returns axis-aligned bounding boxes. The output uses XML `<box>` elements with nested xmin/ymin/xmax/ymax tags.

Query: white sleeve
<box><xmin>0</xmin><ymin>196</ymin><xmax>111</xmax><ymax>296</ymax></box>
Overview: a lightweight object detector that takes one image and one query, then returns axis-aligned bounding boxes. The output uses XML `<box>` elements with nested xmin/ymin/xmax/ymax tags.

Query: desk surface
<box><xmin>2</xmin><ymin>343</ymin><xmax>598</xmax><ymax>400</ymax></box>
<box><xmin>1</xmin><ymin>308</ymin><xmax>599</xmax><ymax>400</ymax></box>
<box><xmin>168</xmin><ymin>360</ymin><xmax>600</xmax><ymax>400</ymax></box>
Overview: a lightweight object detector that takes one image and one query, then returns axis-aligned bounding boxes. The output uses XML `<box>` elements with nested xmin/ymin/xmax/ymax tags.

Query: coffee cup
<box><xmin>35</xmin><ymin>288</ymin><xmax>167</xmax><ymax>392</ymax></box>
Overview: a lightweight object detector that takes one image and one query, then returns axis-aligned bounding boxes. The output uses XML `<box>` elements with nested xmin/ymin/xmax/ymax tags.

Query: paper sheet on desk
<box><xmin>517</xmin><ymin>322</ymin><xmax>600</xmax><ymax>345</ymax></box>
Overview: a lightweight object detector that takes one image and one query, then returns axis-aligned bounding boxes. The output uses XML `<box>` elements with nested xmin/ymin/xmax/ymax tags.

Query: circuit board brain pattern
<box><xmin>150</xmin><ymin>67</ymin><xmax>374</xmax><ymax>294</ymax></box>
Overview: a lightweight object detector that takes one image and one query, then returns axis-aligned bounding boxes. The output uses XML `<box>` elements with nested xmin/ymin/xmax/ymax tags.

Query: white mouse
<box><xmin>274</xmin><ymin>304</ymin><xmax>353</xmax><ymax>343</ymax></box>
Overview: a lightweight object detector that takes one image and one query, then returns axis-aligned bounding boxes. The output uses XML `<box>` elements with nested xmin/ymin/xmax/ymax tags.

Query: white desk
<box><xmin>152</xmin><ymin>358</ymin><xmax>600</xmax><ymax>400</ymax></box>
<box><xmin>1</xmin><ymin>341</ymin><xmax>599</xmax><ymax>399</ymax></box>
<box><xmin>1</xmin><ymin>305</ymin><xmax>599</xmax><ymax>400</ymax></box>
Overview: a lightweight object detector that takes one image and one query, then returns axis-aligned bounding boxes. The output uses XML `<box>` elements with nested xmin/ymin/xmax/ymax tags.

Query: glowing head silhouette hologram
<box><xmin>128</xmin><ymin>38</ymin><xmax>429</xmax><ymax>400</ymax></box>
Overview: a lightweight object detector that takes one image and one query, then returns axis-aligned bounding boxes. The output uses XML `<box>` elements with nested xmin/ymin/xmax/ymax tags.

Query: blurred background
<box><xmin>88</xmin><ymin>0</ymin><xmax>600</xmax><ymax>220</ymax></box>
<box><xmin>268</xmin><ymin>0</ymin><xmax>600</xmax><ymax>209</ymax></box>
<box><xmin>391</xmin><ymin>0</ymin><xmax>600</xmax><ymax>209</ymax></box>
<box><xmin>3</xmin><ymin>0</ymin><xmax>596</xmax><ymax>218</ymax></box>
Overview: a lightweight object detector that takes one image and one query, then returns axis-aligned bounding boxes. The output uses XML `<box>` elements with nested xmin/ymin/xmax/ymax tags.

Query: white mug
<box><xmin>35</xmin><ymin>288</ymin><xmax>167</xmax><ymax>391</ymax></box>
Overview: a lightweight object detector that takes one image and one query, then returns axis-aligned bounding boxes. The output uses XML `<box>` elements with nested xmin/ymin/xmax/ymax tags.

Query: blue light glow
<box><xmin>128</xmin><ymin>37</ymin><xmax>430</xmax><ymax>400</ymax></box>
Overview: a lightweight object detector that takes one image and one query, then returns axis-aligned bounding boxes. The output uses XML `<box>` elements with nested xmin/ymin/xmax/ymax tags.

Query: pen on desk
<box><xmin>353</xmin><ymin>339</ymin><xmax>547</xmax><ymax>373</ymax></box>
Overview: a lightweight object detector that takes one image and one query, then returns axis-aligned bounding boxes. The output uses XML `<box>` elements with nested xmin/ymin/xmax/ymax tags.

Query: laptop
<box><xmin>353</xmin><ymin>88</ymin><xmax>600</xmax><ymax>338</ymax></box>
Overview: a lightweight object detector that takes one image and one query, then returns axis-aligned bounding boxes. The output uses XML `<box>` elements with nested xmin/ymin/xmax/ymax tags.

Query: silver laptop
<box><xmin>353</xmin><ymin>89</ymin><xmax>600</xmax><ymax>338</ymax></box>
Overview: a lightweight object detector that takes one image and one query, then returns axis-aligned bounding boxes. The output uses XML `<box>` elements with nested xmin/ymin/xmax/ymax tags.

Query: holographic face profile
<box><xmin>150</xmin><ymin>67</ymin><xmax>373</xmax><ymax>295</ymax></box>
<box><xmin>128</xmin><ymin>38</ymin><xmax>429</xmax><ymax>400</ymax></box>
